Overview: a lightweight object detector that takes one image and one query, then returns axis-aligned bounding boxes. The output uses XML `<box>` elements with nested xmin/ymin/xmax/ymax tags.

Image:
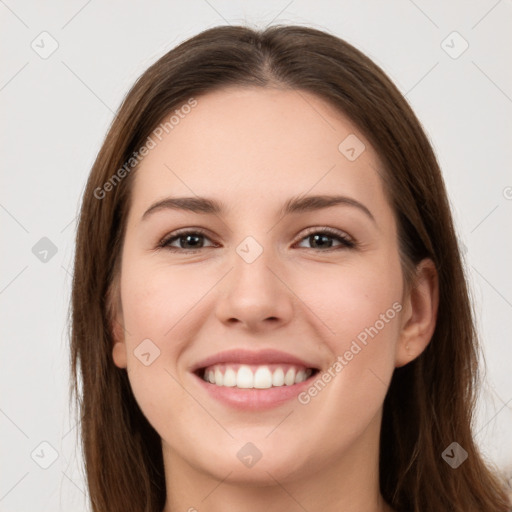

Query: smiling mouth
<box><xmin>195</xmin><ymin>363</ymin><xmax>320</xmax><ymax>389</ymax></box>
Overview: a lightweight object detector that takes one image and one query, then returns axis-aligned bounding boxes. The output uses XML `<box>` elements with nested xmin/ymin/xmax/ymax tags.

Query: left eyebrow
<box><xmin>279</xmin><ymin>194</ymin><xmax>375</xmax><ymax>223</ymax></box>
<box><xmin>141</xmin><ymin>194</ymin><xmax>375</xmax><ymax>224</ymax></box>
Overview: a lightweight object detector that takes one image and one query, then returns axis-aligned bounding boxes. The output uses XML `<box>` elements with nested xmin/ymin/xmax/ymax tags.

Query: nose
<box><xmin>214</xmin><ymin>242</ymin><xmax>294</xmax><ymax>332</ymax></box>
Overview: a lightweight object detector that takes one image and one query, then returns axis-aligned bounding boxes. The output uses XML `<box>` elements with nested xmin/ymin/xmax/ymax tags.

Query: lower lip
<box><xmin>192</xmin><ymin>372</ymin><xmax>318</xmax><ymax>410</ymax></box>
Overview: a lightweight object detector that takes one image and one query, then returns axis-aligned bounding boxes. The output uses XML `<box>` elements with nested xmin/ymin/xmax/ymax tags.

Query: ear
<box><xmin>112</xmin><ymin>317</ymin><xmax>128</xmax><ymax>369</ymax></box>
<box><xmin>108</xmin><ymin>280</ymin><xmax>128</xmax><ymax>369</ymax></box>
<box><xmin>395</xmin><ymin>258</ymin><xmax>439</xmax><ymax>368</ymax></box>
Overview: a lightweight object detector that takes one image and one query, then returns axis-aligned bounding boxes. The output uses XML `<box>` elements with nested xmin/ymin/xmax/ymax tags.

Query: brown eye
<box><xmin>158</xmin><ymin>227</ymin><xmax>356</xmax><ymax>253</ymax></box>
<box><xmin>159</xmin><ymin>230</ymin><xmax>215</xmax><ymax>252</ymax></box>
<box><xmin>295</xmin><ymin>228</ymin><xmax>356</xmax><ymax>251</ymax></box>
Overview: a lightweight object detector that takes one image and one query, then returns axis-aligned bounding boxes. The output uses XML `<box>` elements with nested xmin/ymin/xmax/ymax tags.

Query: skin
<box><xmin>111</xmin><ymin>87</ymin><xmax>438</xmax><ymax>512</ymax></box>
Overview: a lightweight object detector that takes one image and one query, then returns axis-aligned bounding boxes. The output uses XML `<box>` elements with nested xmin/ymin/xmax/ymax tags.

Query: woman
<box><xmin>70</xmin><ymin>24</ymin><xmax>511</xmax><ymax>511</ymax></box>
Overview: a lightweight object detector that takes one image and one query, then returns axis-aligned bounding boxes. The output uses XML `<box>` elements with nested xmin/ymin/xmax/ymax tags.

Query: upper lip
<box><xmin>190</xmin><ymin>349</ymin><xmax>320</xmax><ymax>373</ymax></box>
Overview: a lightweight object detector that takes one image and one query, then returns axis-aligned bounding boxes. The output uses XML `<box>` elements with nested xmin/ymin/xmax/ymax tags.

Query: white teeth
<box><xmin>236</xmin><ymin>365</ymin><xmax>254</xmax><ymax>388</ymax></box>
<box><xmin>295</xmin><ymin>369</ymin><xmax>306</xmax><ymax>384</ymax></box>
<box><xmin>223</xmin><ymin>367</ymin><xmax>237</xmax><ymax>387</ymax></box>
<box><xmin>284</xmin><ymin>368</ymin><xmax>296</xmax><ymax>385</ymax></box>
<box><xmin>254</xmin><ymin>367</ymin><xmax>273</xmax><ymax>389</ymax></box>
<box><xmin>203</xmin><ymin>364</ymin><xmax>314</xmax><ymax>388</ymax></box>
<box><xmin>272</xmin><ymin>367</ymin><xmax>285</xmax><ymax>386</ymax></box>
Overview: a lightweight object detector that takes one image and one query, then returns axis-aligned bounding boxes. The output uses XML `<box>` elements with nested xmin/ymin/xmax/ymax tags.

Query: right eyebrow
<box><xmin>142</xmin><ymin>197</ymin><xmax>222</xmax><ymax>220</ymax></box>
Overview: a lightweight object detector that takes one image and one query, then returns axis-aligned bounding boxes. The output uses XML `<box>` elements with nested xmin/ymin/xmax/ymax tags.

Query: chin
<box><xmin>193</xmin><ymin>442</ymin><xmax>312</xmax><ymax>485</ymax></box>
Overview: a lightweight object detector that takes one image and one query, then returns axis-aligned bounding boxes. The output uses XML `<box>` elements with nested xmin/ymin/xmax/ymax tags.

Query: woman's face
<box><xmin>112</xmin><ymin>87</ymin><xmax>409</xmax><ymax>487</ymax></box>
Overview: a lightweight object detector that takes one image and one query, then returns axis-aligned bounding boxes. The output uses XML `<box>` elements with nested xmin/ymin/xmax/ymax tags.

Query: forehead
<box><xmin>130</xmin><ymin>87</ymin><xmax>388</xmax><ymax>217</ymax></box>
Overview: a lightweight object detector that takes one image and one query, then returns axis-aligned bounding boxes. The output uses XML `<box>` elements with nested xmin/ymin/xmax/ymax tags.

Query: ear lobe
<box><xmin>395</xmin><ymin>258</ymin><xmax>439</xmax><ymax>368</ymax></box>
<box><xmin>111</xmin><ymin>317</ymin><xmax>128</xmax><ymax>369</ymax></box>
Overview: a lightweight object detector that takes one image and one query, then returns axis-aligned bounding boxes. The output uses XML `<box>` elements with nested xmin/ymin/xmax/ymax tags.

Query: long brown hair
<box><xmin>70</xmin><ymin>24</ymin><xmax>511</xmax><ymax>511</ymax></box>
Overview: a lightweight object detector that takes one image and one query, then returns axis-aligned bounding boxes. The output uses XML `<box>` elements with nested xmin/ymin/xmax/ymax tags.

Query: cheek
<box><xmin>120</xmin><ymin>246</ymin><xmax>403</xmax><ymax>365</ymax></box>
<box><xmin>291</xmin><ymin>256</ymin><xmax>403</xmax><ymax>426</ymax></box>
<box><xmin>118</xmin><ymin>261</ymin><xmax>201</xmax><ymax>423</ymax></box>
<box><xmin>121</xmin><ymin>259</ymin><xmax>202</xmax><ymax>341</ymax></box>
<box><xmin>295</xmin><ymin>257</ymin><xmax>403</xmax><ymax>351</ymax></box>
<box><xmin>294</xmin><ymin>259</ymin><xmax>403</xmax><ymax>425</ymax></box>
<box><xmin>292</xmin><ymin>276</ymin><xmax>402</xmax><ymax>458</ymax></box>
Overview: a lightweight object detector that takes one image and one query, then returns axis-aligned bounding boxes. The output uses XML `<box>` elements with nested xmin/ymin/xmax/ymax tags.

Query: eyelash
<box><xmin>157</xmin><ymin>227</ymin><xmax>357</xmax><ymax>253</ymax></box>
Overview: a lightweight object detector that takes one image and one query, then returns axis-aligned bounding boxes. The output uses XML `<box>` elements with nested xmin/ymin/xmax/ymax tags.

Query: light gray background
<box><xmin>1</xmin><ymin>1</ymin><xmax>511</xmax><ymax>510</ymax></box>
